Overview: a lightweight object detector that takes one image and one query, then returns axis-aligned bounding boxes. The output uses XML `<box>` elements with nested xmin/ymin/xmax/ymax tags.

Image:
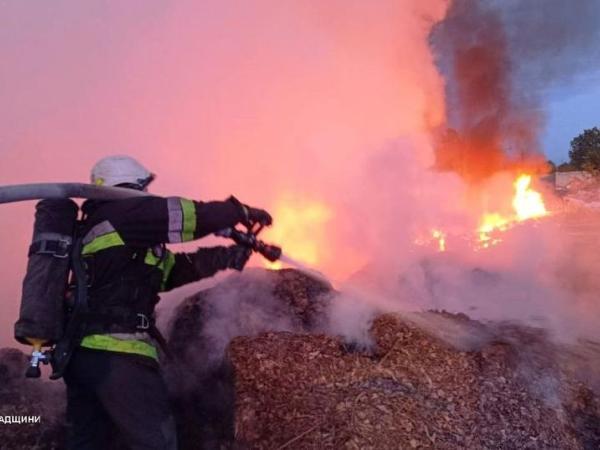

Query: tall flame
<box><xmin>477</xmin><ymin>174</ymin><xmax>548</xmax><ymax>248</ymax></box>
<box><xmin>512</xmin><ymin>174</ymin><xmax>547</xmax><ymax>221</ymax></box>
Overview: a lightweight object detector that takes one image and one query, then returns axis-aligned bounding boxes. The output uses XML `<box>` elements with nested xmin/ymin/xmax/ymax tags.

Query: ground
<box><xmin>1</xmin><ymin>269</ymin><xmax>599</xmax><ymax>449</ymax></box>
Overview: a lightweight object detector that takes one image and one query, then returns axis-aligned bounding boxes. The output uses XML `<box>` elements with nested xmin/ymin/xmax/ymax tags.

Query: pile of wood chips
<box><xmin>229</xmin><ymin>314</ymin><xmax>597</xmax><ymax>449</ymax></box>
<box><xmin>1</xmin><ymin>268</ymin><xmax>598</xmax><ymax>449</ymax></box>
<box><xmin>0</xmin><ymin>348</ymin><xmax>66</xmax><ymax>450</ymax></box>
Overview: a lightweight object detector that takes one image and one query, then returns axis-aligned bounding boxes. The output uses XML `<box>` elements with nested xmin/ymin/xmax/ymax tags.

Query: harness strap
<box><xmin>29</xmin><ymin>235</ymin><xmax>72</xmax><ymax>258</ymax></box>
<box><xmin>81</xmin><ymin>311</ymin><xmax>172</xmax><ymax>359</ymax></box>
<box><xmin>148</xmin><ymin>323</ymin><xmax>173</xmax><ymax>360</ymax></box>
<box><xmin>81</xmin><ymin>310</ymin><xmax>154</xmax><ymax>334</ymax></box>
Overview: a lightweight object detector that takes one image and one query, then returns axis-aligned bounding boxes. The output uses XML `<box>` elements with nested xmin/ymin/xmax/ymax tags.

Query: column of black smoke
<box><xmin>430</xmin><ymin>0</ymin><xmax>600</xmax><ymax>183</ymax></box>
<box><xmin>422</xmin><ymin>0</ymin><xmax>600</xmax><ymax>406</ymax></box>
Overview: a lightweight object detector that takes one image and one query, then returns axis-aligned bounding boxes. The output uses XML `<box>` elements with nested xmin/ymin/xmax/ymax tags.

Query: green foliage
<box><xmin>569</xmin><ymin>127</ymin><xmax>600</xmax><ymax>173</ymax></box>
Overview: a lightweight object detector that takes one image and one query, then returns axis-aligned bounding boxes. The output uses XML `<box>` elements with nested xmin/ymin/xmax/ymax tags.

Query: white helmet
<box><xmin>91</xmin><ymin>155</ymin><xmax>154</xmax><ymax>189</ymax></box>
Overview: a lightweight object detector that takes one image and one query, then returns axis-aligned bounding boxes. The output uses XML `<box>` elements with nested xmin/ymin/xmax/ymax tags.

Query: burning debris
<box><xmin>415</xmin><ymin>172</ymin><xmax>550</xmax><ymax>252</ymax></box>
<box><xmin>424</xmin><ymin>0</ymin><xmax>599</xmax><ymax>258</ymax></box>
<box><xmin>476</xmin><ymin>173</ymin><xmax>548</xmax><ymax>249</ymax></box>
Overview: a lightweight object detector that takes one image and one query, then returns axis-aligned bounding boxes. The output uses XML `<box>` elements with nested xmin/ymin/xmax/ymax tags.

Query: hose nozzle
<box><xmin>215</xmin><ymin>227</ymin><xmax>282</xmax><ymax>262</ymax></box>
<box><xmin>256</xmin><ymin>242</ymin><xmax>282</xmax><ymax>262</ymax></box>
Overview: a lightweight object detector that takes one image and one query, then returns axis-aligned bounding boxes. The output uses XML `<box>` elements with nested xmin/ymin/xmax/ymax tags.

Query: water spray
<box><xmin>277</xmin><ymin>253</ymin><xmax>332</xmax><ymax>286</ymax></box>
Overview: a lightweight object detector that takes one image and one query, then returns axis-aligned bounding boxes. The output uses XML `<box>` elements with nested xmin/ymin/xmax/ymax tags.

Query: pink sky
<box><xmin>0</xmin><ymin>1</ymin><xmax>449</xmax><ymax>346</ymax></box>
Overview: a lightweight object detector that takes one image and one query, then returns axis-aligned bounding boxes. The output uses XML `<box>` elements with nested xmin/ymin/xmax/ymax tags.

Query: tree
<box><xmin>569</xmin><ymin>127</ymin><xmax>600</xmax><ymax>173</ymax></box>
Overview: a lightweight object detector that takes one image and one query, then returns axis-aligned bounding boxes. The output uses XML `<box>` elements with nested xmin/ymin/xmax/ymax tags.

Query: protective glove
<box><xmin>228</xmin><ymin>196</ymin><xmax>273</xmax><ymax>227</ymax></box>
<box><xmin>190</xmin><ymin>245</ymin><xmax>252</xmax><ymax>279</ymax></box>
<box><xmin>244</xmin><ymin>205</ymin><xmax>272</xmax><ymax>227</ymax></box>
<box><xmin>222</xmin><ymin>244</ymin><xmax>253</xmax><ymax>271</ymax></box>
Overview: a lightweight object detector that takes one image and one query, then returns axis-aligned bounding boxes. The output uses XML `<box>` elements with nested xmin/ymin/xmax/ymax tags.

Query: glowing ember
<box><xmin>478</xmin><ymin>213</ymin><xmax>510</xmax><ymax>248</ymax></box>
<box><xmin>414</xmin><ymin>229</ymin><xmax>447</xmax><ymax>252</ymax></box>
<box><xmin>432</xmin><ymin>229</ymin><xmax>446</xmax><ymax>252</ymax></box>
<box><xmin>262</xmin><ymin>197</ymin><xmax>332</xmax><ymax>270</ymax></box>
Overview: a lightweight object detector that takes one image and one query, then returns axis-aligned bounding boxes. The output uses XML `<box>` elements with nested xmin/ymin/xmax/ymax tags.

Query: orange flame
<box><xmin>478</xmin><ymin>213</ymin><xmax>510</xmax><ymax>248</ymax></box>
<box><xmin>512</xmin><ymin>174</ymin><xmax>548</xmax><ymax>221</ymax></box>
<box><xmin>477</xmin><ymin>174</ymin><xmax>548</xmax><ymax>248</ymax></box>
<box><xmin>262</xmin><ymin>196</ymin><xmax>333</xmax><ymax>270</ymax></box>
<box><xmin>418</xmin><ymin>174</ymin><xmax>549</xmax><ymax>252</ymax></box>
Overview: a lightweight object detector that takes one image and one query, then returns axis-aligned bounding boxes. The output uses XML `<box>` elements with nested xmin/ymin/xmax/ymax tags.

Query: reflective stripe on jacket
<box><xmin>77</xmin><ymin>196</ymin><xmax>244</xmax><ymax>359</ymax></box>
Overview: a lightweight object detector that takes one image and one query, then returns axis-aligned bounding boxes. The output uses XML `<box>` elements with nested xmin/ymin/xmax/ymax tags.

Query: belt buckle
<box><xmin>136</xmin><ymin>313</ymin><xmax>150</xmax><ymax>330</ymax></box>
<box><xmin>55</xmin><ymin>240</ymin><xmax>71</xmax><ymax>259</ymax></box>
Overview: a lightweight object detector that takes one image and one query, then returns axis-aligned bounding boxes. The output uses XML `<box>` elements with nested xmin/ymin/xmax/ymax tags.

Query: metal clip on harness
<box><xmin>25</xmin><ymin>345</ymin><xmax>52</xmax><ymax>378</ymax></box>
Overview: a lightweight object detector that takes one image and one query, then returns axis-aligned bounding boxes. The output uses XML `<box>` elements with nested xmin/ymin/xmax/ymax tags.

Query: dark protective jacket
<box><xmin>77</xmin><ymin>195</ymin><xmax>245</xmax><ymax>360</ymax></box>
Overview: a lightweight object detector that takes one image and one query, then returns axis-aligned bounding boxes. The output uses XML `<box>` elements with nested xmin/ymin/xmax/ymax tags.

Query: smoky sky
<box><xmin>430</xmin><ymin>0</ymin><xmax>600</xmax><ymax>182</ymax></box>
<box><xmin>0</xmin><ymin>0</ymin><xmax>449</xmax><ymax>346</ymax></box>
<box><xmin>2</xmin><ymin>0</ymin><xmax>598</xmax><ymax>352</ymax></box>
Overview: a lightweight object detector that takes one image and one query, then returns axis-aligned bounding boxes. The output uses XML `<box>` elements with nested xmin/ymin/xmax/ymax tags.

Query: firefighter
<box><xmin>63</xmin><ymin>155</ymin><xmax>272</xmax><ymax>449</ymax></box>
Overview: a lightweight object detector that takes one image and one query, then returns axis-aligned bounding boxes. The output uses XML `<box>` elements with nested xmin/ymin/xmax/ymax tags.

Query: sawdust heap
<box><xmin>230</xmin><ymin>313</ymin><xmax>598</xmax><ymax>449</ymax></box>
<box><xmin>1</xmin><ymin>269</ymin><xmax>599</xmax><ymax>449</ymax></box>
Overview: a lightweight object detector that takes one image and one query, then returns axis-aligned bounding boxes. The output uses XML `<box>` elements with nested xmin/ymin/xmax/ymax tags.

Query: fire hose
<box><xmin>0</xmin><ymin>182</ymin><xmax>282</xmax><ymax>261</ymax></box>
<box><xmin>1</xmin><ymin>182</ymin><xmax>282</xmax><ymax>378</ymax></box>
<box><xmin>0</xmin><ymin>182</ymin><xmax>150</xmax><ymax>204</ymax></box>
